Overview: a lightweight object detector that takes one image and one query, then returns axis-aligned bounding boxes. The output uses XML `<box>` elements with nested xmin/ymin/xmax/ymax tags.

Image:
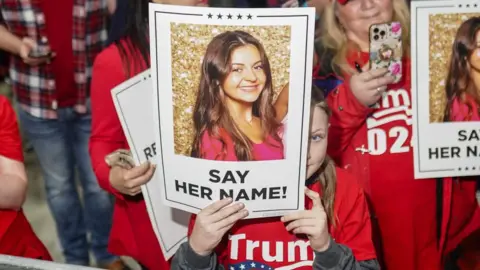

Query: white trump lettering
<box><xmin>229</xmin><ymin>234</ymin><xmax>313</xmax><ymax>263</ymax></box>
<box><xmin>382</xmin><ymin>88</ymin><xmax>410</xmax><ymax>108</ymax></box>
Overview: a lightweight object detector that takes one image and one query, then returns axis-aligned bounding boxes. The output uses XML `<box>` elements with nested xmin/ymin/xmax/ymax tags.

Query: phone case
<box><xmin>369</xmin><ymin>21</ymin><xmax>403</xmax><ymax>83</ymax></box>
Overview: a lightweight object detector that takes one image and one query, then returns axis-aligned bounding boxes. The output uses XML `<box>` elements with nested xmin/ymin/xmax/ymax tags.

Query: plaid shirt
<box><xmin>0</xmin><ymin>0</ymin><xmax>108</xmax><ymax>119</ymax></box>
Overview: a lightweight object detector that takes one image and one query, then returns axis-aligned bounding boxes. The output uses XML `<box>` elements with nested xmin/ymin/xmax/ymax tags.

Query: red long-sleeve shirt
<box><xmin>325</xmin><ymin>51</ymin><xmax>480</xmax><ymax>269</ymax></box>
<box><xmin>89</xmin><ymin>42</ymin><xmax>170</xmax><ymax>270</ymax></box>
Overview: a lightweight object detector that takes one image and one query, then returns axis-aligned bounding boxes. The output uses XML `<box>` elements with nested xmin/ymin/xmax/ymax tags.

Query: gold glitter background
<box><xmin>170</xmin><ymin>23</ymin><xmax>291</xmax><ymax>156</ymax></box>
<box><xmin>429</xmin><ymin>13</ymin><xmax>480</xmax><ymax>123</ymax></box>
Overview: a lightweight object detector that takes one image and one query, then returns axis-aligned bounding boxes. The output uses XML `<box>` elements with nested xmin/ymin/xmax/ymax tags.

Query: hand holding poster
<box><xmin>111</xmin><ymin>71</ymin><xmax>189</xmax><ymax>260</ymax></box>
<box><xmin>412</xmin><ymin>0</ymin><xmax>480</xmax><ymax>178</ymax></box>
<box><xmin>149</xmin><ymin>4</ymin><xmax>315</xmax><ymax>218</ymax></box>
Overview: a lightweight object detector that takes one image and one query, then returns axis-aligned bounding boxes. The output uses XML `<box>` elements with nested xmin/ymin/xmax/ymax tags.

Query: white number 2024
<box><xmin>367</xmin><ymin>127</ymin><xmax>411</xmax><ymax>155</ymax></box>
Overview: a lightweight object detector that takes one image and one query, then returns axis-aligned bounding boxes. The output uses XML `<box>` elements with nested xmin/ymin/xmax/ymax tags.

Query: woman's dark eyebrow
<box><xmin>231</xmin><ymin>60</ymin><xmax>262</xmax><ymax>66</ymax></box>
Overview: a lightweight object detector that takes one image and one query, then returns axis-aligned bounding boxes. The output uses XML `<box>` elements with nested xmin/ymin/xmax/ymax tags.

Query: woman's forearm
<box><xmin>0</xmin><ymin>173</ymin><xmax>27</xmax><ymax>209</ymax></box>
<box><xmin>0</xmin><ymin>25</ymin><xmax>22</xmax><ymax>55</ymax></box>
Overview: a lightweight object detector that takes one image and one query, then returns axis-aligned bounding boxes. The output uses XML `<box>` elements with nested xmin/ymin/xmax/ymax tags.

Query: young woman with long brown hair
<box><xmin>444</xmin><ymin>16</ymin><xmax>480</xmax><ymax>122</ymax></box>
<box><xmin>190</xmin><ymin>30</ymin><xmax>284</xmax><ymax>161</ymax></box>
<box><xmin>443</xmin><ymin>17</ymin><xmax>480</xmax><ymax>269</ymax></box>
<box><xmin>171</xmin><ymin>85</ymin><xmax>379</xmax><ymax>269</ymax></box>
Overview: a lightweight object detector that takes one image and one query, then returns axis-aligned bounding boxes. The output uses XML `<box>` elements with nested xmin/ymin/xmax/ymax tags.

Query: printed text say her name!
<box><xmin>428</xmin><ymin>129</ymin><xmax>480</xmax><ymax>159</ymax></box>
<box><xmin>174</xmin><ymin>169</ymin><xmax>287</xmax><ymax>201</ymax></box>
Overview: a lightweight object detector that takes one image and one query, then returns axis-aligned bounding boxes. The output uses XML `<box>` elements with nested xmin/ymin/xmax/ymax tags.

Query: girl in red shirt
<box><xmin>170</xmin><ymin>86</ymin><xmax>379</xmax><ymax>269</ymax></box>
<box><xmin>89</xmin><ymin>1</ymin><xmax>207</xmax><ymax>269</ymax></box>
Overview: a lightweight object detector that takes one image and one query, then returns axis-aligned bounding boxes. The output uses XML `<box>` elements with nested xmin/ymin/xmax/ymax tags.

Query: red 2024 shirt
<box><xmin>0</xmin><ymin>96</ymin><xmax>51</xmax><ymax>260</ymax></box>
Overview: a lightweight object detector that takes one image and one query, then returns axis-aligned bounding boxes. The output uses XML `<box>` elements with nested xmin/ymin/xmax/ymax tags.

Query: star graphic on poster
<box><xmin>207</xmin><ymin>13</ymin><xmax>213</xmax><ymax>19</ymax></box>
<box><xmin>227</xmin><ymin>14</ymin><xmax>232</xmax><ymax>19</ymax></box>
<box><xmin>217</xmin><ymin>13</ymin><xmax>223</xmax><ymax>19</ymax></box>
<box><xmin>237</xmin><ymin>14</ymin><xmax>242</xmax><ymax>19</ymax></box>
<box><xmin>247</xmin><ymin>14</ymin><xmax>252</xmax><ymax>19</ymax></box>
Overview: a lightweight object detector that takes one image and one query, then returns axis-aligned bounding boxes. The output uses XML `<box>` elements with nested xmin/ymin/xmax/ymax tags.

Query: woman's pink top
<box><xmin>451</xmin><ymin>94</ymin><xmax>480</xmax><ymax>121</ymax></box>
<box><xmin>199</xmin><ymin>129</ymin><xmax>284</xmax><ymax>161</ymax></box>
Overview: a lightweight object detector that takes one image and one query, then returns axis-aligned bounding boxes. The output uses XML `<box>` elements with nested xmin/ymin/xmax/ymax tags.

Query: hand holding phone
<box><xmin>19</xmin><ymin>37</ymin><xmax>55</xmax><ymax>66</ymax></box>
<box><xmin>369</xmin><ymin>21</ymin><xmax>403</xmax><ymax>83</ymax></box>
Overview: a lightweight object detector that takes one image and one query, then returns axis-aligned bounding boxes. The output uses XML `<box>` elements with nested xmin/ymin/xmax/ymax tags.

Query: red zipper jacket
<box><xmin>320</xmin><ymin>51</ymin><xmax>480</xmax><ymax>269</ymax></box>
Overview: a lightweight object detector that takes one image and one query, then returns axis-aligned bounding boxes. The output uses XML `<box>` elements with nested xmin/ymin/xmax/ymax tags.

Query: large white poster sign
<box><xmin>111</xmin><ymin>70</ymin><xmax>189</xmax><ymax>260</ymax></box>
<box><xmin>411</xmin><ymin>0</ymin><xmax>480</xmax><ymax>179</ymax></box>
<box><xmin>149</xmin><ymin>4</ymin><xmax>315</xmax><ymax>218</ymax></box>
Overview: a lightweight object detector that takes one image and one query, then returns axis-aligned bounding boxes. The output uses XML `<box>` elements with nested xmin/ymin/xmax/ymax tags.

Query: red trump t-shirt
<box><xmin>188</xmin><ymin>168</ymin><xmax>376</xmax><ymax>269</ymax></box>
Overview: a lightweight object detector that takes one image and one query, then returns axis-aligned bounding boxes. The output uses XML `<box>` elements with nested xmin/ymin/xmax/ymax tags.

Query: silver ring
<box><xmin>376</xmin><ymin>87</ymin><xmax>382</xmax><ymax>94</ymax></box>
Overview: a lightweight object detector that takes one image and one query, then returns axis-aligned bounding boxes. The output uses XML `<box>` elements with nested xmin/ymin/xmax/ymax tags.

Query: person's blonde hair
<box><xmin>310</xmin><ymin>85</ymin><xmax>337</xmax><ymax>227</ymax></box>
<box><xmin>319</xmin><ymin>0</ymin><xmax>410</xmax><ymax>75</ymax></box>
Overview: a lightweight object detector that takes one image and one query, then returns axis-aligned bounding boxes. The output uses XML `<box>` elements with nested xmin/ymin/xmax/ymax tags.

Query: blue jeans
<box><xmin>18</xmin><ymin>104</ymin><xmax>117</xmax><ymax>266</ymax></box>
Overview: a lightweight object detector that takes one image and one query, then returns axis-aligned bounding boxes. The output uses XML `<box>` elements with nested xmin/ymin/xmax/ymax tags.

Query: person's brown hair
<box><xmin>310</xmin><ymin>85</ymin><xmax>337</xmax><ymax>226</ymax></box>
<box><xmin>319</xmin><ymin>0</ymin><xmax>410</xmax><ymax>75</ymax></box>
<box><xmin>444</xmin><ymin>17</ymin><xmax>480</xmax><ymax>121</ymax></box>
<box><xmin>190</xmin><ymin>30</ymin><xmax>282</xmax><ymax>160</ymax></box>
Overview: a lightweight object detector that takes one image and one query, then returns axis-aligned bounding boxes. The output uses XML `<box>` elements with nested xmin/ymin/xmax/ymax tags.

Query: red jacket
<box><xmin>188</xmin><ymin>167</ymin><xmax>377</xmax><ymax>269</ymax></box>
<box><xmin>324</xmin><ymin>52</ymin><xmax>480</xmax><ymax>269</ymax></box>
<box><xmin>89</xmin><ymin>42</ymin><xmax>170</xmax><ymax>270</ymax></box>
<box><xmin>0</xmin><ymin>96</ymin><xmax>51</xmax><ymax>261</ymax></box>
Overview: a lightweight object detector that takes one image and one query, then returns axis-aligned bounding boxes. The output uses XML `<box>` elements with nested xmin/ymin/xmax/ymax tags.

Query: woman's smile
<box><xmin>238</xmin><ymin>84</ymin><xmax>261</xmax><ymax>92</ymax></box>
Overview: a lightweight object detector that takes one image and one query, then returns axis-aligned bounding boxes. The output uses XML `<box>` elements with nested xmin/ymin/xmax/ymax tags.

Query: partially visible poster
<box><xmin>149</xmin><ymin>4</ymin><xmax>315</xmax><ymax>218</ymax></box>
<box><xmin>411</xmin><ymin>0</ymin><xmax>480</xmax><ymax>179</ymax></box>
<box><xmin>111</xmin><ymin>70</ymin><xmax>189</xmax><ymax>260</ymax></box>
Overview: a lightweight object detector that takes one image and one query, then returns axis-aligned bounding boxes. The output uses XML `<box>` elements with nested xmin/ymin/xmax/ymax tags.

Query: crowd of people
<box><xmin>0</xmin><ymin>0</ymin><xmax>478</xmax><ymax>270</ymax></box>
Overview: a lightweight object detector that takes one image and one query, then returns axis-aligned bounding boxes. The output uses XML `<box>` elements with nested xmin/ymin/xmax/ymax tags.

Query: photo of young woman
<box><xmin>190</xmin><ymin>30</ymin><xmax>286</xmax><ymax>161</ymax></box>
<box><xmin>444</xmin><ymin>16</ymin><xmax>480</xmax><ymax>122</ymax></box>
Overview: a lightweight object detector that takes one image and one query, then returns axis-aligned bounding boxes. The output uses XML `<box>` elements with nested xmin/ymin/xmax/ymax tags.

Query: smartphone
<box><xmin>28</xmin><ymin>49</ymin><xmax>53</xmax><ymax>59</ymax></box>
<box><xmin>369</xmin><ymin>21</ymin><xmax>403</xmax><ymax>83</ymax></box>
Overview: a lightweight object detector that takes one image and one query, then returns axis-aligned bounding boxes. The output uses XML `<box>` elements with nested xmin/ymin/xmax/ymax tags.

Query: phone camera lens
<box><xmin>374</xmin><ymin>28</ymin><xmax>379</xmax><ymax>33</ymax></box>
<box><xmin>374</xmin><ymin>35</ymin><xmax>379</xmax><ymax>40</ymax></box>
<box><xmin>380</xmin><ymin>30</ymin><xmax>386</xmax><ymax>36</ymax></box>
